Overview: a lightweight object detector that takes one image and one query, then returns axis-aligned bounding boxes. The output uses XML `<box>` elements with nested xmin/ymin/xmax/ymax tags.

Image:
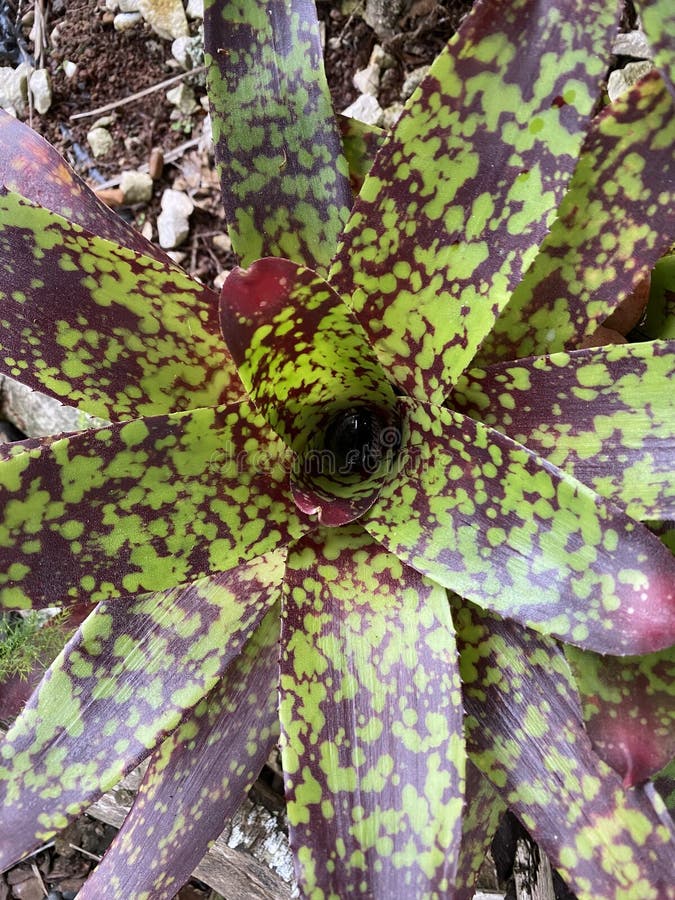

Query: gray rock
<box><xmin>114</xmin><ymin>11</ymin><xmax>142</xmax><ymax>31</ymax></box>
<box><xmin>120</xmin><ymin>170</ymin><xmax>153</xmax><ymax>205</ymax></box>
<box><xmin>29</xmin><ymin>68</ymin><xmax>52</xmax><ymax>114</ymax></box>
<box><xmin>166</xmin><ymin>82</ymin><xmax>199</xmax><ymax>113</ymax></box>
<box><xmin>342</xmin><ymin>93</ymin><xmax>384</xmax><ymax>127</ymax></box>
<box><xmin>87</xmin><ymin>126</ymin><xmax>114</xmax><ymax>158</ymax></box>
<box><xmin>612</xmin><ymin>28</ymin><xmax>652</xmax><ymax>60</ymax></box>
<box><xmin>401</xmin><ymin>64</ymin><xmax>430</xmax><ymax>100</ymax></box>
<box><xmin>353</xmin><ymin>62</ymin><xmax>380</xmax><ymax>96</ymax></box>
<box><xmin>157</xmin><ymin>188</ymin><xmax>194</xmax><ymax>249</ymax></box>
<box><xmin>607</xmin><ymin>60</ymin><xmax>654</xmax><ymax>102</ymax></box>
<box><xmin>63</xmin><ymin>60</ymin><xmax>78</xmax><ymax>79</ymax></box>
<box><xmin>138</xmin><ymin>0</ymin><xmax>189</xmax><ymax>40</ymax></box>
<box><xmin>0</xmin><ymin>63</ymin><xmax>32</xmax><ymax>115</ymax></box>
<box><xmin>186</xmin><ymin>0</ymin><xmax>204</xmax><ymax>19</ymax></box>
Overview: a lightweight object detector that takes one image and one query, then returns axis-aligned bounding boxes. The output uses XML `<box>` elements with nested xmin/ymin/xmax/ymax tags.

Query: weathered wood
<box><xmin>87</xmin><ymin>773</ymin><xmax>297</xmax><ymax>900</ymax></box>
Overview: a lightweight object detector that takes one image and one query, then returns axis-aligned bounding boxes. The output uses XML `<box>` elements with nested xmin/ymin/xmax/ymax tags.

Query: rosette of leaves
<box><xmin>0</xmin><ymin>0</ymin><xmax>674</xmax><ymax>897</ymax></box>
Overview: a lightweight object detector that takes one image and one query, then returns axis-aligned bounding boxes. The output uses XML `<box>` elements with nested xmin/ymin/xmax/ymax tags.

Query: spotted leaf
<box><xmin>478</xmin><ymin>72</ymin><xmax>675</xmax><ymax>365</ymax></box>
<box><xmin>454</xmin><ymin>600</ymin><xmax>675</xmax><ymax>899</ymax></box>
<box><xmin>0</xmin><ymin>402</ymin><xmax>307</xmax><ymax>609</ymax></box>
<box><xmin>329</xmin><ymin>0</ymin><xmax>621</xmax><ymax>403</ymax></box>
<box><xmin>0</xmin><ymin>553</ymin><xmax>285</xmax><ymax>869</ymax></box>
<box><xmin>220</xmin><ymin>258</ymin><xmax>400</xmax><ymax>525</ymax></box>
<box><xmin>644</xmin><ymin>253</ymin><xmax>675</xmax><ymax>340</ymax></box>
<box><xmin>0</xmin><ymin>191</ymin><xmax>242</xmax><ymax>421</ymax></box>
<box><xmin>204</xmin><ymin>0</ymin><xmax>352</xmax><ymax>272</ymax></box>
<box><xmin>279</xmin><ymin>525</ymin><xmax>465</xmax><ymax>898</ymax></box>
<box><xmin>0</xmin><ymin>111</ymin><xmax>163</xmax><ymax>262</ymax></box>
<box><xmin>363</xmin><ymin>398</ymin><xmax>675</xmax><ymax>655</ymax></box>
<box><xmin>565</xmin><ymin>644</ymin><xmax>675</xmax><ymax>787</ymax></box>
<box><xmin>637</xmin><ymin>0</ymin><xmax>675</xmax><ymax>98</ymax></box>
<box><xmin>76</xmin><ymin>604</ymin><xmax>280</xmax><ymax>900</ymax></box>
<box><xmin>451</xmin><ymin>340</ymin><xmax>675</xmax><ymax>520</ymax></box>
<box><xmin>338</xmin><ymin>115</ymin><xmax>384</xmax><ymax>193</ymax></box>
<box><xmin>454</xmin><ymin>761</ymin><xmax>506</xmax><ymax>900</ymax></box>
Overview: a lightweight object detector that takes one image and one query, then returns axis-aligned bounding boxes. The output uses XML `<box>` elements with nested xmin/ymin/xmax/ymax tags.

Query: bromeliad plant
<box><xmin>0</xmin><ymin>0</ymin><xmax>674</xmax><ymax>897</ymax></box>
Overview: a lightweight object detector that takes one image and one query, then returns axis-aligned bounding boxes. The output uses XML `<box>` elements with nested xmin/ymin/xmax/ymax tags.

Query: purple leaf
<box><xmin>0</xmin><ymin>403</ymin><xmax>308</xmax><ymax>608</ymax></box>
<box><xmin>279</xmin><ymin>525</ymin><xmax>465</xmax><ymax>897</ymax></box>
<box><xmin>77</xmin><ymin>604</ymin><xmax>280</xmax><ymax>900</ymax></box>
<box><xmin>455</xmin><ymin>599</ymin><xmax>675</xmax><ymax>898</ymax></box>
<box><xmin>0</xmin><ymin>555</ymin><xmax>284</xmax><ymax>869</ymax></box>
<box><xmin>363</xmin><ymin>398</ymin><xmax>675</xmax><ymax>655</ymax></box>
<box><xmin>451</xmin><ymin>340</ymin><xmax>675</xmax><ymax>520</ymax></box>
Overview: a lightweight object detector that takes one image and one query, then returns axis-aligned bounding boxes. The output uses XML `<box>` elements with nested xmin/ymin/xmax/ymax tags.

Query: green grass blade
<box><xmin>279</xmin><ymin>525</ymin><xmax>465</xmax><ymax>897</ymax></box>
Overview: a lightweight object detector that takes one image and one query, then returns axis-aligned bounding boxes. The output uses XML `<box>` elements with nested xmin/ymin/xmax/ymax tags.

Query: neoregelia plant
<box><xmin>0</xmin><ymin>0</ymin><xmax>674</xmax><ymax>897</ymax></box>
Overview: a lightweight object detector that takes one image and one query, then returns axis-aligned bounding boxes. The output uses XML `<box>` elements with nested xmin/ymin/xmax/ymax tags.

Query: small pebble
<box><xmin>87</xmin><ymin>126</ymin><xmax>114</xmax><ymax>158</ymax></box>
<box><xmin>113</xmin><ymin>11</ymin><xmax>142</xmax><ymax>31</ymax></box>
<box><xmin>607</xmin><ymin>60</ymin><xmax>653</xmax><ymax>101</ymax></box>
<box><xmin>166</xmin><ymin>82</ymin><xmax>199</xmax><ymax>114</ymax></box>
<box><xmin>63</xmin><ymin>60</ymin><xmax>78</xmax><ymax>79</ymax></box>
<box><xmin>157</xmin><ymin>188</ymin><xmax>194</xmax><ymax>249</ymax></box>
<box><xmin>29</xmin><ymin>68</ymin><xmax>52</xmax><ymax>114</ymax></box>
<box><xmin>120</xmin><ymin>170</ymin><xmax>153</xmax><ymax>205</ymax></box>
<box><xmin>342</xmin><ymin>93</ymin><xmax>384</xmax><ymax>127</ymax></box>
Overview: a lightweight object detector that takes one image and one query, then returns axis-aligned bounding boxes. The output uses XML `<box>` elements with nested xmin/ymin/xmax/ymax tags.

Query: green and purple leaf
<box><xmin>329</xmin><ymin>0</ymin><xmax>621</xmax><ymax>403</ymax></box>
<box><xmin>451</xmin><ymin>340</ymin><xmax>675</xmax><ymax>520</ymax></box>
<box><xmin>644</xmin><ymin>253</ymin><xmax>675</xmax><ymax>340</ymax></box>
<box><xmin>637</xmin><ymin>0</ymin><xmax>675</xmax><ymax>98</ymax></box>
<box><xmin>566</xmin><ymin>644</ymin><xmax>675</xmax><ymax>787</ymax></box>
<box><xmin>454</xmin><ymin>762</ymin><xmax>506</xmax><ymax>900</ymax></box>
<box><xmin>0</xmin><ymin>555</ymin><xmax>284</xmax><ymax>869</ymax></box>
<box><xmin>279</xmin><ymin>525</ymin><xmax>465</xmax><ymax>898</ymax></box>
<box><xmin>0</xmin><ymin>111</ymin><xmax>164</xmax><ymax>263</ymax></box>
<box><xmin>0</xmin><ymin>191</ymin><xmax>242</xmax><ymax>421</ymax></box>
<box><xmin>0</xmin><ymin>403</ymin><xmax>306</xmax><ymax>608</ymax></box>
<box><xmin>363</xmin><ymin>398</ymin><xmax>675</xmax><ymax>655</ymax></box>
<box><xmin>220</xmin><ymin>258</ymin><xmax>400</xmax><ymax>524</ymax></box>
<box><xmin>337</xmin><ymin>116</ymin><xmax>384</xmax><ymax>193</ymax></box>
<box><xmin>77</xmin><ymin>605</ymin><xmax>280</xmax><ymax>900</ymax></box>
<box><xmin>478</xmin><ymin>72</ymin><xmax>675</xmax><ymax>365</ymax></box>
<box><xmin>204</xmin><ymin>0</ymin><xmax>352</xmax><ymax>271</ymax></box>
<box><xmin>454</xmin><ymin>600</ymin><xmax>675</xmax><ymax>899</ymax></box>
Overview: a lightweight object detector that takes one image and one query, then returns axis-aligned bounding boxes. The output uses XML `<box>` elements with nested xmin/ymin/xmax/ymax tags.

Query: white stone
<box><xmin>171</xmin><ymin>36</ymin><xmax>192</xmax><ymax>68</ymax></box>
<box><xmin>612</xmin><ymin>29</ymin><xmax>652</xmax><ymax>60</ymax></box>
<box><xmin>92</xmin><ymin>114</ymin><xmax>115</xmax><ymax>129</ymax></box>
<box><xmin>138</xmin><ymin>0</ymin><xmax>189</xmax><ymax>40</ymax></box>
<box><xmin>166</xmin><ymin>82</ymin><xmax>199</xmax><ymax>113</ymax></box>
<box><xmin>0</xmin><ymin>63</ymin><xmax>32</xmax><ymax>115</ymax></box>
<box><xmin>401</xmin><ymin>64</ymin><xmax>430</xmax><ymax>100</ymax></box>
<box><xmin>120</xmin><ymin>170</ymin><xmax>154</xmax><ymax>205</ymax></box>
<box><xmin>157</xmin><ymin>188</ymin><xmax>194</xmax><ymax>248</ymax></box>
<box><xmin>114</xmin><ymin>11</ymin><xmax>142</xmax><ymax>31</ymax></box>
<box><xmin>342</xmin><ymin>93</ymin><xmax>383</xmax><ymax>127</ymax></box>
<box><xmin>212</xmin><ymin>233</ymin><xmax>232</xmax><ymax>253</ymax></box>
<box><xmin>63</xmin><ymin>60</ymin><xmax>78</xmax><ymax>79</ymax></box>
<box><xmin>105</xmin><ymin>0</ymin><xmax>119</xmax><ymax>10</ymax></box>
<box><xmin>29</xmin><ymin>68</ymin><xmax>52</xmax><ymax>114</ymax></box>
<box><xmin>119</xmin><ymin>0</ymin><xmax>141</xmax><ymax>11</ymax></box>
<box><xmin>607</xmin><ymin>60</ymin><xmax>653</xmax><ymax>102</ymax></box>
<box><xmin>87</xmin><ymin>126</ymin><xmax>114</xmax><ymax>158</ymax></box>
<box><xmin>353</xmin><ymin>63</ymin><xmax>380</xmax><ymax>96</ymax></box>
<box><xmin>185</xmin><ymin>0</ymin><xmax>204</xmax><ymax>19</ymax></box>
